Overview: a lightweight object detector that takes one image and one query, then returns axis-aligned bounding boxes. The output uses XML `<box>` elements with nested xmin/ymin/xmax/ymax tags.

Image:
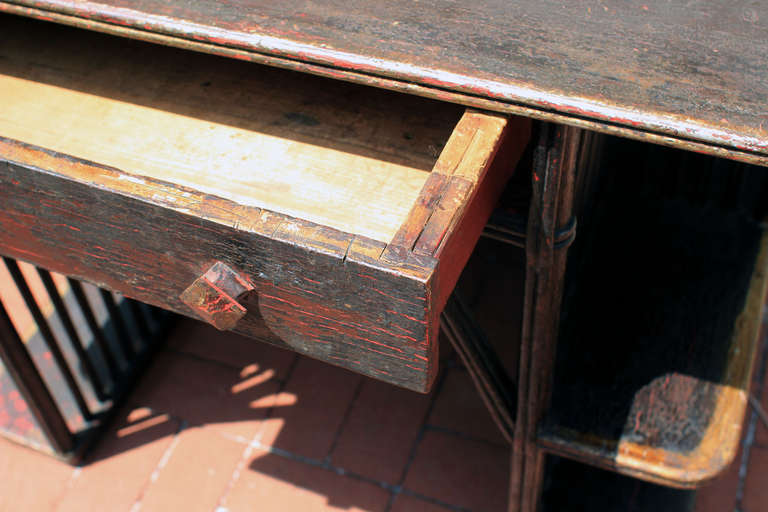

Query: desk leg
<box><xmin>510</xmin><ymin>123</ymin><xmax>583</xmax><ymax>512</ymax></box>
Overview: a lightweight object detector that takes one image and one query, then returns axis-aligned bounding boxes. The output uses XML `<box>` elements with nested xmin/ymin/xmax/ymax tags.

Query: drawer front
<box><xmin>0</xmin><ymin>147</ymin><xmax>425</xmax><ymax>389</ymax></box>
<box><xmin>0</xmin><ymin>18</ymin><xmax>530</xmax><ymax>391</ymax></box>
<box><xmin>0</xmin><ymin>113</ymin><xmax>528</xmax><ymax>392</ymax></box>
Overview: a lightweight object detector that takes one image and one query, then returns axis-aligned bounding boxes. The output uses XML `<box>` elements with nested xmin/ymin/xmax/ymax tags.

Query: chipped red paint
<box><xmin>260</xmin><ymin>293</ymin><xmax>419</xmax><ymax>351</ymax></box>
<box><xmin>369</xmin><ymin>287</ymin><xmax>426</xmax><ymax>305</ymax></box>
<box><xmin>0</xmin><ymin>21</ymin><xmax>530</xmax><ymax>392</ymax></box>
<box><xmin>1</xmin><ymin>146</ymin><xmax>438</xmax><ymax>390</ymax></box>
<box><xmin>385</xmin><ymin>309</ymin><xmax>428</xmax><ymax>325</ymax></box>
<box><xmin>180</xmin><ymin>261</ymin><xmax>254</xmax><ymax>330</ymax></box>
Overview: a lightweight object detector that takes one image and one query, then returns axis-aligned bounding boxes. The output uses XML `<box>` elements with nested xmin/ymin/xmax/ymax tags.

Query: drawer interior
<box><xmin>0</xmin><ymin>14</ymin><xmax>464</xmax><ymax>243</ymax></box>
<box><xmin>0</xmin><ymin>14</ymin><xmax>530</xmax><ymax>392</ymax></box>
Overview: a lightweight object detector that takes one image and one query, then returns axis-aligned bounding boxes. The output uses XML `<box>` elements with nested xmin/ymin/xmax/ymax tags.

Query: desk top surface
<box><xmin>2</xmin><ymin>0</ymin><xmax>767</xmax><ymax>164</ymax></box>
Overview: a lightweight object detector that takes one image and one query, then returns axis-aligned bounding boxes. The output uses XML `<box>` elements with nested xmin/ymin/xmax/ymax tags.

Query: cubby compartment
<box><xmin>540</xmin><ymin>136</ymin><xmax>768</xmax><ymax>487</ymax></box>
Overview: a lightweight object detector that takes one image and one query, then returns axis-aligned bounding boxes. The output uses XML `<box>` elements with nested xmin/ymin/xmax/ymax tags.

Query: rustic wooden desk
<box><xmin>0</xmin><ymin>1</ymin><xmax>766</xmax><ymax>510</ymax></box>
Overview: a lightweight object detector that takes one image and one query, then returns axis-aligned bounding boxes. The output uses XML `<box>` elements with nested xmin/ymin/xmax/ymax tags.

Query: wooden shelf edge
<box><xmin>539</xmin><ymin>223</ymin><xmax>768</xmax><ymax>489</ymax></box>
<box><xmin>538</xmin><ymin>414</ymin><xmax>742</xmax><ymax>490</ymax></box>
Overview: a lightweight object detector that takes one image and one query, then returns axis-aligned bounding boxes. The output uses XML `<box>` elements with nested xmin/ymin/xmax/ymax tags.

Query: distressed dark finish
<box><xmin>0</xmin><ymin>0</ymin><xmax>767</xmax><ymax>166</ymax></box>
<box><xmin>3</xmin><ymin>2</ymin><xmax>763</xmax><ymax>505</ymax></box>
<box><xmin>542</xmin><ymin>226</ymin><xmax>768</xmax><ymax>486</ymax></box>
<box><xmin>539</xmin><ymin>137</ymin><xmax>768</xmax><ymax>490</ymax></box>
<box><xmin>0</xmin><ymin>150</ymin><xmax>433</xmax><ymax>391</ymax></box>
<box><xmin>511</xmin><ymin>123</ymin><xmax>583</xmax><ymax>512</ymax></box>
<box><xmin>0</xmin><ymin>16</ymin><xmax>531</xmax><ymax>392</ymax></box>
<box><xmin>0</xmin><ymin>111</ymin><xmax>527</xmax><ymax>392</ymax></box>
<box><xmin>507</xmin><ymin>128</ymin><xmax>768</xmax><ymax>511</ymax></box>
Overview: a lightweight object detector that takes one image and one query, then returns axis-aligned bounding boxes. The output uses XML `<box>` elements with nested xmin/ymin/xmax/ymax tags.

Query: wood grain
<box><xmin>0</xmin><ymin>16</ymin><xmax>461</xmax><ymax>243</ymax></box>
<box><xmin>0</xmin><ymin>108</ymin><xmax>522</xmax><ymax>390</ymax></box>
<box><xmin>0</xmin><ymin>141</ymin><xmax>438</xmax><ymax>391</ymax></box>
<box><xmin>0</xmin><ymin>14</ymin><xmax>531</xmax><ymax>392</ymax></box>
<box><xmin>540</xmin><ymin>136</ymin><xmax>768</xmax><ymax>487</ymax></box>
<box><xmin>0</xmin><ymin>0</ymin><xmax>765</xmax><ymax>164</ymax></box>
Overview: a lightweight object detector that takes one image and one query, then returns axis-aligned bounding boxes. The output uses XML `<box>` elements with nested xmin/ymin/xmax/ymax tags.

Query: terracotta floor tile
<box><xmin>428</xmin><ymin>368</ymin><xmax>506</xmax><ymax>446</ymax></box>
<box><xmin>456</xmin><ymin>238</ymin><xmax>525</xmax><ymax>380</ymax></box>
<box><xmin>330</xmin><ymin>379</ymin><xmax>432</xmax><ymax>483</ymax></box>
<box><xmin>693</xmin><ymin>443</ymin><xmax>742</xmax><ymax>512</ymax></box>
<box><xmin>743</xmin><ymin>445</ymin><xmax>768</xmax><ymax>512</ymax></box>
<box><xmin>139</xmin><ymin>427</ymin><xmax>246</xmax><ymax>512</ymax></box>
<box><xmin>403</xmin><ymin>430</ymin><xmax>508</xmax><ymax>512</ymax></box>
<box><xmin>259</xmin><ymin>357</ymin><xmax>362</xmax><ymax>460</ymax></box>
<box><xmin>439</xmin><ymin>334</ymin><xmax>456</xmax><ymax>364</ymax></box>
<box><xmin>754</xmin><ymin>378</ymin><xmax>768</xmax><ymax>446</ymax></box>
<box><xmin>131</xmin><ymin>350</ymin><xmax>281</xmax><ymax>440</ymax></box>
<box><xmin>0</xmin><ymin>437</ymin><xmax>74</xmax><ymax>512</ymax></box>
<box><xmin>166</xmin><ymin>319</ymin><xmax>297</xmax><ymax>379</ymax></box>
<box><xmin>56</xmin><ymin>406</ymin><xmax>179</xmax><ymax>512</ymax></box>
<box><xmin>390</xmin><ymin>494</ymin><xmax>455</xmax><ymax>512</ymax></box>
<box><xmin>225</xmin><ymin>450</ymin><xmax>390</xmax><ymax>512</ymax></box>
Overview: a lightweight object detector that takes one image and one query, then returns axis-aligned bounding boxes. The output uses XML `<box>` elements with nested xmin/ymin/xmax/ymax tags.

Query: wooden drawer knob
<box><xmin>180</xmin><ymin>261</ymin><xmax>254</xmax><ymax>330</ymax></box>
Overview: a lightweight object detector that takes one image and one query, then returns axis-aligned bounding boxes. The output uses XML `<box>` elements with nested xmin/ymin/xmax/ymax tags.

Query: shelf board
<box><xmin>539</xmin><ymin>154</ymin><xmax>768</xmax><ymax>487</ymax></box>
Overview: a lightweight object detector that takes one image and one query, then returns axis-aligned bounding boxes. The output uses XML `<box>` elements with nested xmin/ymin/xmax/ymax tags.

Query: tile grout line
<box><xmin>162</xmin><ymin>346</ymin><xmax>288</xmax><ymax>386</ymax></box>
<box><xmin>214</xmin><ymin>353</ymin><xmax>301</xmax><ymax>511</ymax></box>
<box><xmin>47</xmin><ymin>351</ymin><xmax>477</xmax><ymax>512</ymax></box>
<box><xmin>323</xmin><ymin>376</ymin><xmax>366</xmax><ymax>466</ymax></box>
<box><xmin>210</xmin><ymin>356</ymin><xmax>475</xmax><ymax>512</ymax></box>
<box><xmin>51</xmin><ymin>465</ymin><xmax>82</xmax><ymax>512</ymax></box>
<box><xmin>253</xmin><ymin>354</ymin><xmax>301</xmax><ymax>445</ymax></box>
<box><xmin>398</xmin><ymin>489</ymin><xmax>473</xmax><ymax>512</ymax></box>
<box><xmin>213</xmin><ymin>438</ymin><xmax>257</xmax><ymax>512</ymax></box>
<box><xmin>383</xmin><ymin>364</ymin><xmax>452</xmax><ymax>512</ymax></box>
<box><xmin>246</xmin><ymin>440</ymin><xmax>471</xmax><ymax>512</ymax></box>
<box><xmin>129</xmin><ymin>416</ymin><xmax>188</xmax><ymax>512</ymax></box>
<box><xmin>423</xmin><ymin>423</ymin><xmax>509</xmax><ymax>449</ymax></box>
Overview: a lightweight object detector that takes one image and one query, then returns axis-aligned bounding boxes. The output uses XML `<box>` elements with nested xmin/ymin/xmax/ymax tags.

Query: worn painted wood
<box><xmin>0</xmin><ymin>146</ymin><xmax>437</xmax><ymax>391</ymax></box>
<box><xmin>540</xmin><ymin>136</ymin><xmax>768</xmax><ymax>488</ymax></box>
<box><xmin>541</xmin><ymin>225</ymin><xmax>768</xmax><ymax>487</ymax></box>
<box><xmin>0</xmin><ymin>16</ymin><xmax>462</xmax><ymax>243</ymax></box>
<box><xmin>0</xmin><ymin>18</ymin><xmax>528</xmax><ymax>391</ymax></box>
<box><xmin>0</xmin><ymin>128</ymin><xmax>520</xmax><ymax>391</ymax></box>
<box><xmin>0</xmin><ymin>0</ymin><xmax>766</xmax><ymax>166</ymax></box>
<box><xmin>512</xmin><ymin>123</ymin><xmax>583</xmax><ymax>512</ymax></box>
<box><xmin>428</xmin><ymin>117</ymin><xmax>531</xmax><ymax>312</ymax></box>
<box><xmin>179</xmin><ymin>261</ymin><xmax>254</xmax><ymax>331</ymax></box>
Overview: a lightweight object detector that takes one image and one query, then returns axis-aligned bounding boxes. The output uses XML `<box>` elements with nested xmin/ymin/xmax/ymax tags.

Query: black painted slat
<box><xmin>68</xmin><ymin>279</ymin><xmax>121</xmax><ymax>380</ymax></box>
<box><xmin>2</xmin><ymin>257</ymin><xmax>92</xmax><ymax>421</ymax></box>
<box><xmin>0</xmin><ymin>297</ymin><xmax>73</xmax><ymax>454</ymax></box>
<box><xmin>36</xmin><ymin>268</ymin><xmax>108</xmax><ymax>401</ymax></box>
<box><xmin>98</xmin><ymin>289</ymin><xmax>134</xmax><ymax>361</ymax></box>
<box><xmin>126</xmin><ymin>298</ymin><xmax>151</xmax><ymax>349</ymax></box>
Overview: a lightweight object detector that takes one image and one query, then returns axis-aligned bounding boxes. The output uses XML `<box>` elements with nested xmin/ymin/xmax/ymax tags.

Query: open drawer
<box><xmin>0</xmin><ymin>15</ymin><xmax>530</xmax><ymax>392</ymax></box>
